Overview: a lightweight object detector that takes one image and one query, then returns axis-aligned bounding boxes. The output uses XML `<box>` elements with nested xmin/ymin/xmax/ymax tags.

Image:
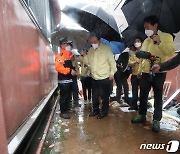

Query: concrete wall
<box><xmin>166</xmin><ymin>64</ymin><xmax>180</xmax><ymax>101</ymax></box>
<box><xmin>0</xmin><ymin>0</ymin><xmax>57</xmax><ymax>145</ymax></box>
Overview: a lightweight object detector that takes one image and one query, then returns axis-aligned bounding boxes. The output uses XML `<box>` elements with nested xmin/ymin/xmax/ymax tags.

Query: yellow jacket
<box><xmin>129</xmin><ymin>52</ymin><xmax>140</xmax><ymax>75</ymax></box>
<box><xmin>71</xmin><ymin>55</ymin><xmax>80</xmax><ymax>77</ymax></box>
<box><xmin>139</xmin><ymin>30</ymin><xmax>175</xmax><ymax>73</ymax></box>
<box><xmin>85</xmin><ymin>43</ymin><xmax>117</xmax><ymax>80</ymax></box>
<box><xmin>79</xmin><ymin>55</ymin><xmax>90</xmax><ymax>77</ymax></box>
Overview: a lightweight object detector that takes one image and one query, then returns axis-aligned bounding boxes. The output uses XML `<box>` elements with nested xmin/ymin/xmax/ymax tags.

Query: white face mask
<box><xmin>134</xmin><ymin>42</ymin><xmax>142</xmax><ymax>48</ymax></box>
<box><xmin>145</xmin><ymin>29</ymin><xmax>154</xmax><ymax>37</ymax></box>
<box><xmin>92</xmin><ymin>43</ymin><xmax>99</xmax><ymax>49</ymax></box>
<box><xmin>65</xmin><ymin>45</ymin><xmax>71</xmax><ymax>51</ymax></box>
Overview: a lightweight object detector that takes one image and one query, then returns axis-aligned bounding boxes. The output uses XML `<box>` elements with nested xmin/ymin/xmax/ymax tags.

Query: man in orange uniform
<box><xmin>55</xmin><ymin>38</ymin><xmax>76</xmax><ymax>119</ymax></box>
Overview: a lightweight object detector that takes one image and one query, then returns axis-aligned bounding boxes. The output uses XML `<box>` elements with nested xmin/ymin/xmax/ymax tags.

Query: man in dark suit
<box><xmin>114</xmin><ymin>52</ymin><xmax>130</xmax><ymax>104</ymax></box>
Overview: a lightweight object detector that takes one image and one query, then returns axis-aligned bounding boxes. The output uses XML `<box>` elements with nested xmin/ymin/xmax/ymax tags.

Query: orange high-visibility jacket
<box><xmin>55</xmin><ymin>48</ymin><xmax>74</xmax><ymax>75</ymax></box>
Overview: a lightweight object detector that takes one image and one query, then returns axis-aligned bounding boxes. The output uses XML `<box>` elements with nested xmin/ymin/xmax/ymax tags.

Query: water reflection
<box><xmin>78</xmin><ymin>115</ymin><xmax>84</xmax><ymax>123</ymax></box>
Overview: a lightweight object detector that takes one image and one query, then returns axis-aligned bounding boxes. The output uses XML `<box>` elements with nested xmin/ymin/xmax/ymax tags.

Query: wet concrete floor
<box><xmin>43</xmin><ymin>100</ymin><xmax>180</xmax><ymax>154</ymax></box>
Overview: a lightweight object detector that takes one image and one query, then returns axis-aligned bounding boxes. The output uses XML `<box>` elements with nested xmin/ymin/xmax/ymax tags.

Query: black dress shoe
<box><xmin>60</xmin><ymin>113</ymin><xmax>70</xmax><ymax>119</ymax></box>
<box><xmin>89</xmin><ymin>111</ymin><xmax>99</xmax><ymax>117</ymax></box>
<box><xmin>97</xmin><ymin>114</ymin><xmax>107</xmax><ymax>119</ymax></box>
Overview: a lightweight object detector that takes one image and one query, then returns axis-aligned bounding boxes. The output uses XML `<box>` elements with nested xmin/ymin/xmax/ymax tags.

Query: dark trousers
<box><xmin>92</xmin><ymin>78</ymin><xmax>111</xmax><ymax>115</ymax></box>
<box><xmin>72</xmin><ymin>77</ymin><xmax>79</xmax><ymax>104</ymax></box>
<box><xmin>131</xmin><ymin>75</ymin><xmax>141</xmax><ymax>108</ymax></box>
<box><xmin>114</xmin><ymin>72</ymin><xmax>130</xmax><ymax>103</ymax></box>
<box><xmin>139</xmin><ymin>73</ymin><xmax>166</xmax><ymax>121</ymax></box>
<box><xmin>58</xmin><ymin>82</ymin><xmax>72</xmax><ymax>113</ymax></box>
<box><xmin>81</xmin><ymin>77</ymin><xmax>92</xmax><ymax>100</ymax></box>
<box><xmin>110</xmin><ymin>80</ymin><xmax>113</xmax><ymax>94</ymax></box>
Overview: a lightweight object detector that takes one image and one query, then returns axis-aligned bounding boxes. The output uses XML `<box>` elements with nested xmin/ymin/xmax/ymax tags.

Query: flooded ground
<box><xmin>43</xmin><ymin>100</ymin><xmax>180</xmax><ymax>154</ymax></box>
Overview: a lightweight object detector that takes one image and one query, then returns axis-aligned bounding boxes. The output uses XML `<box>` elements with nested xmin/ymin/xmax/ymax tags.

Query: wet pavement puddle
<box><xmin>43</xmin><ymin>100</ymin><xmax>180</xmax><ymax>154</ymax></box>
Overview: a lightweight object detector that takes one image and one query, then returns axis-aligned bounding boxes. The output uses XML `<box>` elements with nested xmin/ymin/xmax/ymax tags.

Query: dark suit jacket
<box><xmin>115</xmin><ymin>52</ymin><xmax>130</xmax><ymax>79</ymax></box>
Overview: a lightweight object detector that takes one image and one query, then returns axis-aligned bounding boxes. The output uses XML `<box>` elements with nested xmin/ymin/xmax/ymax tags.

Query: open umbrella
<box><xmin>101</xmin><ymin>38</ymin><xmax>126</xmax><ymax>54</ymax></box>
<box><xmin>122</xmin><ymin>28</ymin><xmax>147</xmax><ymax>46</ymax></box>
<box><xmin>62</xmin><ymin>2</ymin><xmax>121</xmax><ymax>41</ymax></box>
<box><xmin>51</xmin><ymin>24</ymin><xmax>90</xmax><ymax>49</ymax></box>
<box><xmin>122</xmin><ymin>0</ymin><xmax>180</xmax><ymax>33</ymax></box>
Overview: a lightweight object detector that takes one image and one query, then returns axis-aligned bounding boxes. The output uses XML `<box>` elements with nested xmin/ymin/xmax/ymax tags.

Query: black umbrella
<box><xmin>62</xmin><ymin>2</ymin><xmax>121</xmax><ymax>41</ymax></box>
<box><xmin>51</xmin><ymin>24</ymin><xmax>90</xmax><ymax>49</ymax></box>
<box><xmin>122</xmin><ymin>28</ymin><xmax>147</xmax><ymax>46</ymax></box>
<box><xmin>122</xmin><ymin>0</ymin><xmax>180</xmax><ymax>33</ymax></box>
